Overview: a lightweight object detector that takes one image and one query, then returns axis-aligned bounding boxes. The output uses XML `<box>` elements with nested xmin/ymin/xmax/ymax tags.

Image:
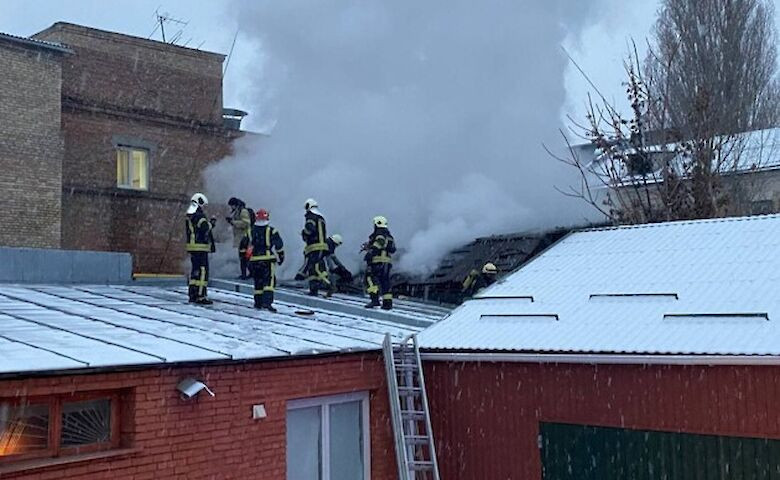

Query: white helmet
<box><xmin>330</xmin><ymin>234</ymin><xmax>343</xmax><ymax>245</ymax></box>
<box><xmin>373</xmin><ymin>216</ymin><xmax>388</xmax><ymax>228</ymax></box>
<box><xmin>304</xmin><ymin>198</ymin><xmax>318</xmax><ymax>211</ymax></box>
<box><xmin>482</xmin><ymin>262</ymin><xmax>497</xmax><ymax>275</ymax></box>
<box><xmin>191</xmin><ymin>193</ymin><xmax>209</xmax><ymax>207</ymax></box>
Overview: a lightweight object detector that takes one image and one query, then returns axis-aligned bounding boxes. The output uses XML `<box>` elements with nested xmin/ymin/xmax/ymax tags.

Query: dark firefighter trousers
<box><xmin>238</xmin><ymin>237</ymin><xmax>250</xmax><ymax>278</ymax></box>
<box><xmin>251</xmin><ymin>260</ymin><xmax>276</xmax><ymax>307</ymax></box>
<box><xmin>301</xmin><ymin>251</ymin><xmax>331</xmax><ymax>294</ymax></box>
<box><xmin>366</xmin><ymin>263</ymin><xmax>392</xmax><ymax>301</ymax></box>
<box><xmin>188</xmin><ymin>252</ymin><xmax>209</xmax><ymax>301</ymax></box>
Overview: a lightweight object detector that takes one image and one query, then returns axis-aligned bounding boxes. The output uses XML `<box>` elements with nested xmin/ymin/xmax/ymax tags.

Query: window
<box><xmin>0</xmin><ymin>393</ymin><xmax>120</xmax><ymax>465</ymax></box>
<box><xmin>116</xmin><ymin>147</ymin><xmax>149</xmax><ymax>190</ymax></box>
<box><xmin>286</xmin><ymin>392</ymin><xmax>370</xmax><ymax>480</ymax></box>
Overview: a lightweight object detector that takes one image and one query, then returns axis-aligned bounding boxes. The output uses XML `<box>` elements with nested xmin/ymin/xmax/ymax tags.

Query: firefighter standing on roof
<box><xmin>298</xmin><ymin>198</ymin><xmax>333</xmax><ymax>296</ymax></box>
<box><xmin>185</xmin><ymin>193</ymin><xmax>215</xmax><ymax>305</ymax></box>
<box><xmin>226</xmin><ymin>197</ymin><xmax>252</xmax><ymax>279</ymax></box>
<box><xmin>323</xmin><ymin>234</ymin><xmax>353</xmax><ymax>296</ymax></box>
<box><xmin>363</xmin><ymin>216</ymin><xmax>396</xmax><ymax>310</ymax></box>
<box><xmin>247</xmin><ymin>208</ymin><xmax>284</xmax><ymax>312</ymax></box>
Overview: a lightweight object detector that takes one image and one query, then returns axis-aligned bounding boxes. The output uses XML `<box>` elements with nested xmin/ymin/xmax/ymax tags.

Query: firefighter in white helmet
<box><xmin>185</xmin><ymin>193</ymin><xmax>215</xmax><ymax>304</ymax></box>
<box><xmin>323</xmin><ymin>234</ymin><xmax>352</xmax><ymax>296</ymax></box>
<box><xmin>362</xmin><ymin>215</ymin><xmax>396</xmax><ymax>309</ymax></box>
<box><xmin>296</xmin><ymin>198</ymin><xmax>333</xmax><ymax>296</ymax></box>
<box><xmin>462</xmin><ymin>262</ymin><xmax>498</xmax><ymax>300</ymax></box>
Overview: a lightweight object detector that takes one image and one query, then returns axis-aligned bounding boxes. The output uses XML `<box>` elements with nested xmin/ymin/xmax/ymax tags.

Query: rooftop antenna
<box><xmin>154</xmin><ymin>8</ymin><xmax>188</xmax><ymax>44</ymax></box>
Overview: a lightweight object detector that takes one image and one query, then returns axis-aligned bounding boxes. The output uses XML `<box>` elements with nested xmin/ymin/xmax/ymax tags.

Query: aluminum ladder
<box><xmin>383</xmin><ymin>333</ymin><xmax>441</xmax><ymax>480</ymax></box>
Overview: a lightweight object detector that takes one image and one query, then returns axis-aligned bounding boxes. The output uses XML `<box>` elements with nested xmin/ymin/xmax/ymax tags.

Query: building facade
<box><xmin>30</xmin><ymin>23</ymin><xmax>242</xmax><ymax>273</ymax></box>
<box><xmin>0</xmin><ymin>33</ymin><xmax>69</xmax><ymax>249</ymax></box>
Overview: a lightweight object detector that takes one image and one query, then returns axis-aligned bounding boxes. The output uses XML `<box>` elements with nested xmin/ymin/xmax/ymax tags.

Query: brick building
<box><xmin>0</xmin><ymin>283</ymin><xmax>443</xmax><ymax>479</ymax></box>
<box><xmin>0</xmin><ymin>33</ymin><xmax>70</xmax><ymax>249</ymax></box>
<box><xmin>0</xmin><ymin>23</ymin><xmax>245</xmax><ymax>272</ymax></box>
<box><xmin>33</xmin><ymin>23</ymin><xmax>244</xmax><ymax>273</ymax></box>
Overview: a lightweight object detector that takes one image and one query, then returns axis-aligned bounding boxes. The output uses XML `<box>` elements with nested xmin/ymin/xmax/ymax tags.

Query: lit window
<box><xmin>0</xmin><ymin>393</ymin><xmax>120</xmax><ymax>465</ymax></box>
<box><xmin>286</xmin><ymin>392</ymin><xmax>369</xmax><ymax>480</ymax></box>
<box><xmin>116</xmin><ymin>147</ymin><xmax>149</xmax><ymax>190</ymax></box>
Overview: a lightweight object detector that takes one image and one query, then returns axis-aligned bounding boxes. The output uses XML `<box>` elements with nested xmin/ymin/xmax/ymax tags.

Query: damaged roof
<box><xmin>0</xmin><ymin>284</ymin><xmax>435</xmax><ymax>376</ymax></box>
<box><xmin>419</xmin><ymin>214</ymin><xmax>780</xmax><ymax>357</ymax></box>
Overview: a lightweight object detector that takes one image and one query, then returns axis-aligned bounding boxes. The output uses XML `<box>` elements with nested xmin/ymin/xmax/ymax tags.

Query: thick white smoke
<box><xmin>206</xmin><ymin>1</ymin><xmax>602</xmax><ymax>279</ymax></box>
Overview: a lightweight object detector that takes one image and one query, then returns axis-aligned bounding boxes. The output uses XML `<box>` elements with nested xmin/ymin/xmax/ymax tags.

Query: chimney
<box><xmin>222</xmin><ymin>108</ymin><xmax>248</xmax><ymax>131</ymax></box>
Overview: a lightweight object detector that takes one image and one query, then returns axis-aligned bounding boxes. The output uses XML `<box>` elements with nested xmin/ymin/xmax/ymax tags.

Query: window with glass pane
<box><xmin>116</xmin><ymin>147</ymin><xmax>149</xmax><ymax>190</ymax></box>
<box><xmin>286</xmin><ymin>393</ymin><xmax>368</xmax><ymax>480</ymax></box>
<box><xmin>0</xmin><ymin>403</ymin><xmax>49</xmax><ymax>457</ymax></box>
<box><xmin>61</xmin><ymin>399</ymin><xmax>111</xmax><ymax>447</ymax></box>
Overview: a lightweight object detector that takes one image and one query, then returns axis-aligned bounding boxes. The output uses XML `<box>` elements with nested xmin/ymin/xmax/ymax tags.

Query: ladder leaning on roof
<box><xmin>383</xmin><ymin>333</ymin><xmax>441</xmax><ymax>480</ymax></box>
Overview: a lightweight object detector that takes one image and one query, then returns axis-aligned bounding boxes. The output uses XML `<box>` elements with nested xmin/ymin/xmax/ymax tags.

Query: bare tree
<box><xmin>554</xmin><ymin>0</ymin><xmax>780</xmax><ymax>224</ymax></box>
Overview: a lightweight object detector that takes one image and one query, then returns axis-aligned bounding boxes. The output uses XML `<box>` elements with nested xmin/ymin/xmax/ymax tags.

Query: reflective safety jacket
<box><xmin>231</xmin><ymin>206</ymin><xmax>252</xmax><ymax>248</ymax></box>
<box><xmin>249</xmin><ymin>224</ymin><xmax>285</xmax><ymax>263</ymax></box>
<box><xmin>365</xmin><ymin>227</ymin><xmax>396</xmax><ymax>264</ymax></box>
<box><xmin>185</xmin><ymin>209</ymin><xmax>213</xmax><ymax>253</ymax></box>
<box><xmin>462</xmin><ymin>269</ymin><xmax>495</xmax><ymax>297</ymax></box>
<box><xmin>301</xmin><ymin>211</ymin><xmax>328</xmax><ymax>254</ymax></box>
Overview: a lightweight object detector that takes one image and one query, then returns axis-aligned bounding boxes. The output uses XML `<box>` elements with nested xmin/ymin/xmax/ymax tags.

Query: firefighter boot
<box><xmin>381</xmin><ymin>298</ymin><xmax>393</xmax><ymax>310</ymax></box>
<box><xmin>364</xmin><ymin>294</ymin><xmax>380</xmax><ymax>309</ymax></box>
<box><xmin>254</xmin><ymin>296</ymin><xmax>263</xmax><ymax>309</ymax></box>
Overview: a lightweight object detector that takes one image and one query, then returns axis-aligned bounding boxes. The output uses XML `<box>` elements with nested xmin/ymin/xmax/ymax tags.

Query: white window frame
<box><xmin>116</xmin><ymin>146</ymin><xmax>149</xmax><ymax>191</ymax></box>
<box><xmin>286</xmin><ymin>391</ymin><xmax>371</xmax><ymax>480</ymax></box>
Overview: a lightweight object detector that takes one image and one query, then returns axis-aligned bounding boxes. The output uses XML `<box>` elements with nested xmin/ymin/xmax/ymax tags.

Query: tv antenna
<box><xmin>151</xmin><ymin>8</ymin><xmax>188</xmax><ymax>44</ymax></box>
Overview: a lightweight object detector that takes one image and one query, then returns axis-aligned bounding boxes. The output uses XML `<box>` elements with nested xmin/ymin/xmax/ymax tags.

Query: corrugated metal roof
<box><xmin>418</xmin><ymin>214</ymin><xmax>780</xmax><ymax>357</ymax></box>
<box><xmin>0</xmin><ymin>284</ymin><xmax>433</xmax><ymax>375</ymax></box>
<box><xmin>0</xmin><ymin>31</ymin><xmax>72</xmax><ymax>54</ymax></box>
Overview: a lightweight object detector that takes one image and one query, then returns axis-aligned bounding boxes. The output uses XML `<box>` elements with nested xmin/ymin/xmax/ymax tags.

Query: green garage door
<box><xmin>540</xmin><ymin>422</ymin><xmax>780</xmax><ymax>480</ymax></box>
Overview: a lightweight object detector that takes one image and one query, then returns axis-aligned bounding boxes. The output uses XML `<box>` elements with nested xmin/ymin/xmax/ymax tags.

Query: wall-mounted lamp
<box><xmin>176</xmin><ymin>378</ymin><xmax>215</xmax><ymax>400</ymax></box>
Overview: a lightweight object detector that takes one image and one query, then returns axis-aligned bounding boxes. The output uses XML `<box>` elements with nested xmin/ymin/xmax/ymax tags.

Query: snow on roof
<box><xmin>418</xmin><ymin>214</ymin><xmax>780</xmax><ymax>357</ymax></box>
<box><xmin>0</xmin><ymin>284</ymin><xmax>433</xmax><ymax>376</ymax></box>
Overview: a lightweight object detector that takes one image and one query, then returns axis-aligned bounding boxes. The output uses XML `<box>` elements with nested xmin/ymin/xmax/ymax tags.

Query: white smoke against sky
<box><xmin>206</xmin><ymin>0</ymin><xmax>605</xmax><ymax>278</ymax></box>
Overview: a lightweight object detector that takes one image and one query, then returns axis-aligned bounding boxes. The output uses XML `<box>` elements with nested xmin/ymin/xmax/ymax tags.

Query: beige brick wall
<box><xmin>0</xmin><ymin>41</ymin><xmax>64</xmax><ymax>248</ymax></box>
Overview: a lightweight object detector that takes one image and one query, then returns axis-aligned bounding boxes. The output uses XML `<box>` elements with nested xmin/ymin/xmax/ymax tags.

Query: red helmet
<box><xmin>256</xmin><ymin>208</ymin><xmax>270</xmax><ymax>221</ymax></box>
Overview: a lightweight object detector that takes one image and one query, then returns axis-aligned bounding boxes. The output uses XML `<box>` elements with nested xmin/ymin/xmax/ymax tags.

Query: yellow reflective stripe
<box><xmin>197</xmin><ymin>217</ymin><xmax>210</xmax><ymax>227</ymax></box>
<box><xmin>317</xmin><ymin>218</ymin><xmax>325</xmax><ymax>243</ymax></box>
<box><xmin>250</xmin><ymin>255</ymin><xmax>276</xmax><ymax>261</ymax></box>
<box><xmin>366</xmin><ymin>276</ymin><xmax>378</xmax><ymax>294</ymax></box>
<box><xmin>254</xmin><ymin>290</ymin><xmax>264</xmax><ymax>295</ymax></box>
<box><xmin>198</xmin><ymin>267</ymin><xmax>207</xmax><ymax>296</ymax></box>
<box><xmin>371</xmin><ymin>255</ymin><xmax>392</xmax><ymax>264</ymax></box>
<box><xmin>269</xmin><ymin>263</ymin><xmax>276</xmax><ymax>291</ymax></box>
<box><xmin>186</xmin><ymin>243</ymin><xmax>211</xmax><ymax>252</ymax></box>
<box><xmin>304</xmin><ymin>243</ymin><xmax>328</xmax><ymax>254</ymax></box>
<box><xmin>382</xmin><ymin>293</ymin><xmax>393</xmax><ymax>300</ymax></box>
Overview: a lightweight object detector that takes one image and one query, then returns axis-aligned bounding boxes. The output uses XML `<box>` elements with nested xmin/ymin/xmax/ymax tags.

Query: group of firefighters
<box><xmin>184</xmin><ymin>193</ymin><xmax>397</xmax><ymax>311</ymax></box>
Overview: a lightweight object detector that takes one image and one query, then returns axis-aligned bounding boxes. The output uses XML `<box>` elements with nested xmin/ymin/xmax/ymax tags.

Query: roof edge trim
<box><xmin>420</xmin><ymin>352</ymin><xmax>780</xmax><ymax>366</ymax></box>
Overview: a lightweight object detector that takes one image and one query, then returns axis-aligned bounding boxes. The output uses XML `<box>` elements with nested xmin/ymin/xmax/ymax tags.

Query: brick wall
<box><xmin>59</xmin><ymin>109</ymin><xmax>236</xmax><ymax>273</ymax></box>
<box><xmin>0</xmin><ymin>40</ymin><xmax>64</xmax><ymax>248</ymax></box>
<box><xmin>0</xmin><ymin>353</ymin><xmax>397</xmax><ymax>480</ymax></box>
<box><xmin>34</xmin><ymin>23</ymin><xmax>224</xmax><ymax>125</ymax></box>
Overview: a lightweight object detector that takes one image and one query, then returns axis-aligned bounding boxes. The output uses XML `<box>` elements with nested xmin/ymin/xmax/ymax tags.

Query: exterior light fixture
<box><xmin>176</xmin><ymin>378</ymin><xmax>215</xmax><ymax>400</ymax></box>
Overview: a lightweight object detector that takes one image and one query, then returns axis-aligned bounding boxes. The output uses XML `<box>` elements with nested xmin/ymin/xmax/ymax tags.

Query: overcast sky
<box><xmin>0</xmin><ymin>0</ymin><xmax>667</xmax><ymax>131</ymax></box>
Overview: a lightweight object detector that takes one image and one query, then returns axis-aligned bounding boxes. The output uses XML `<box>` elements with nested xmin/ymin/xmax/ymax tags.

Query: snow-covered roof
<box><xmin>0</xmin><ymin>284</ymin><xmax>434</xmax><ymax>376</ymax></box>
<box><xmin>419</xmin><ymin>214</ymin><xmax>780</xmax><ymax>358</ymax></box>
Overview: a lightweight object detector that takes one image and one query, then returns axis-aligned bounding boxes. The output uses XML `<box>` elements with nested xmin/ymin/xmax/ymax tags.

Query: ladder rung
<box><xmin>409</xmin><ymin>461</ymin><xmax>434</xmax><ymax>471</ymax></box>
<box><xmin>405</xmin><ymin>435</ymin><xmax>430</xmax><ymax>445</ymax></box>
<box><xmin>398</xmin><ymin>386</ymin><xmax>422</xmax><ymax>395</ymax></box>
<box><xmin>401</xmin><ymin>410</ymin><xmax>426</xmax><ymax>420</ymax></box>
<box><xmin>394</xmin><ymin>363</ymin><xmax>419</xmax><ymax>370</ymax></box>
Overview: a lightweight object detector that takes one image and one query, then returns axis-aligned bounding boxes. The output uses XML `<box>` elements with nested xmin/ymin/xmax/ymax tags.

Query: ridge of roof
<box><xmin>580</xmin><ymin>213</ymin><xmax>780</xmax><ymax>234</ymax></box>
<box><xmin>0</xmin><ymin>31</ymin><xmax>72</xmax><ymax>54</ymax></box>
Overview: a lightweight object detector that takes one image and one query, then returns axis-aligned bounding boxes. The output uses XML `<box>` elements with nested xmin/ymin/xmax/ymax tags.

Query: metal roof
<box><xmin>0</xmin><ymin>284</ymin><xmax>435</xmax><ymax>376</ymax></box>
<box><xmin>0</xmin><ymin>31</ymin><xmax>72</xmax><ymax>54</ymax></box>
<box><xmin>418</xmin><ymin>214</ymin><xmax>780</xmax><ymax>357</ymax></box>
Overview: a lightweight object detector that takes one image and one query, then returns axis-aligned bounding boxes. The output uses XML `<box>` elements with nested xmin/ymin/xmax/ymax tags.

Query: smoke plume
<box><xmin>206</xmin><ymin>1</ymin><xmax>601</xmax><ymax>279</ymax></box>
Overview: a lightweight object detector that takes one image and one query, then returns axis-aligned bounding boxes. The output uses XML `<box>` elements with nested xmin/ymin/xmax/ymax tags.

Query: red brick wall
<box><xmin>425</xmin><ymin>361</ymin><xmax>780</xmax><ymax>479</ymax></box>
<box><xmin>59</xmin><ymin>108</ymin><xmax>236</xmax><ymax>272</ymax></box>
<box><xmin>0</xmin><ymin>353</ymin><xmax>397</xmax><ymax>480</ymax></box>
<box><xmin>0</xmin><ymin>40</ymin><xmax>64</xmax><ymax>248</ymax></box>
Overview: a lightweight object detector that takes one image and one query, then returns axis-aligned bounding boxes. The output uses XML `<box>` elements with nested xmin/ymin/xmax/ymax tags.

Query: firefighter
<box><xmin>297</xmin><ymin>198</ymin><xmax>332</xmax><ymax>296</ymax></box>
<box><xmin>323</xmin><ymin>234</ymin><xmax>353</xmax><ymax>297</ymax></box>
<box><xmin>247</xmin><ymin>208</ymin><xmax>284</xmax><ymax>312</ymax></box>
<box><xmin>462</xmin><ymin>262</ymin><xmax>498</xmax><ymax>299</ymax></box>
<box><xmin>363</xmin><ymin>216</ymin><xmax>396</xmax><ymax>310</ymax></box>
<box><xmin>226</xmin><ymin>197</ymin><xmax>252</xmax><ymax>279</ymax></box>
<box><xmin>185</xmin><ymin>193</ymin><xmax>215</xmax><ymax>305</ymax></box>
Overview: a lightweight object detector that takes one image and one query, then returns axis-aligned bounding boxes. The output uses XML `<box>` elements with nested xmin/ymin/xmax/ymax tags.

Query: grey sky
<box><xmin>1</xmin><ymin>0</ymin><xmax>665</xmax><ymax>130</ymax></box>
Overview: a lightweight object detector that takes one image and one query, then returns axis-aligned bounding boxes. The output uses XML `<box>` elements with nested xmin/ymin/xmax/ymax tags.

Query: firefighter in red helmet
<box><xmin>247</xmin><ymin>208</ymin><xmax>285</xmax><ymax>312</ymax></box>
